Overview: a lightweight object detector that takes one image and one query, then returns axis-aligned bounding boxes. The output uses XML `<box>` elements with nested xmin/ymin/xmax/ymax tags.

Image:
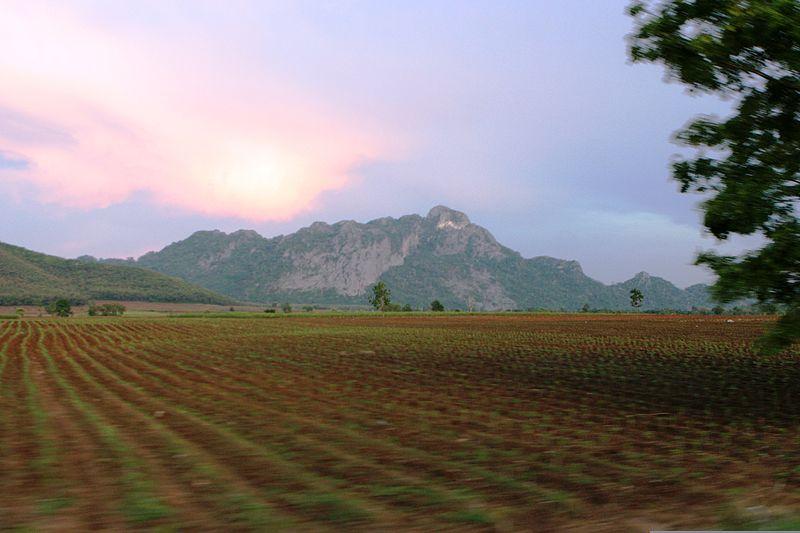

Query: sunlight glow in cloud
<box><xmin>0</xmin><ymin>2</ymin><xmax>385</xmax><ymax>220</ymax></box>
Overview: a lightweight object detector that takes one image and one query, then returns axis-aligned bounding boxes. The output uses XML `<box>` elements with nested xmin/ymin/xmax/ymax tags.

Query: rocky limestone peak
<box><xmin>192</xmin><ymin>229</ymin><xmax>225</xmax><ymax>237</ymax></box>
<box><xmin>560</xmin><ymin>260</ymin><xmax>585</xmax><ymax>275</ymax></box>
<box><xmin>427</xmin><ymin>205</ymin><xmax>470</xmax><ymax>230</ymax></box>
<box><xmin>183</xmin><ymin>229</ymin><xmax>235</xmax><ymax>244</ymax></box>
<box><xmin>230</xmin><ymin>229</ymin><xmax>262</xmax><ymax>240</ymax></box>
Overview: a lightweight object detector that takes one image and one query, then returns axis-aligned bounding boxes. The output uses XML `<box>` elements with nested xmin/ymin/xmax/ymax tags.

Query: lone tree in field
<box><xmin>88</xmin><ymin>303</ymin><xmax>126</xmax><ymax>317</ymax></box>
<box><xmin>47</xmin><ymin>299</ymin><xmax>72</xmax><ymax>317</ymax></box>
<box><xmin>369</xmin><ymin>281</ymin><xmax>391</xmax><ymax>311</ymax></box>
<box><xmin>430</xmin><ymin>300</ymin><xmax>445</xmax><ymax>312</ymax></box>
<box><xmin>629</xmin><ymin>0</ymin><xmax>800</xmax><ymax>352</ymax></box>
<box><xmin>630</xmin><ymin>288</ymin><xmax>644</xmax><ymax>309</ymax></box>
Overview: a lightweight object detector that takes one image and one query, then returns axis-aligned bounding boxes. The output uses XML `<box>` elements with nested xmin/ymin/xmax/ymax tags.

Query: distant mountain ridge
<box><xmin>94</xmin><ymin>206</ymin><xmax>715</xmax><ymax>311</ymax></box>
<box><xmin>0</xmin><ymin>241</ymin><xmax>234</xmax><ymax>305</ymax></box>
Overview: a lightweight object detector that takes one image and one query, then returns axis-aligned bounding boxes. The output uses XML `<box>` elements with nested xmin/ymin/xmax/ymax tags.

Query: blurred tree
<box><xmin>368</xmin><ymin>281</ymin><xmax>391</xmax><ymax>311</ymax></box>
<box><xmin>47</xmin><ymin>299</ymin><xmax>73</xmax><ymax>317</ymax></box>
<box><xmin>430</xmin><ymin>300</ymin><xmax>445</xmax><ymax>312</ymax></box>
<box><xmin>756</xmin><ymin>302</ymin><xmax>778</xmax><ymax>315</ymax></box>
<box><xmin>88</xmin><ymin>303</ymin><xmax>126</xmax><ymax>316</ymax></box>
<box><xmin>103</xmin><ymin>303</ymin><xmax>126</xmax><ymax>316</ymax></box>
<box><xmin>630</xmin><ymin>288</ymin><xmax>644</xmax><ymax>309</ymax></box>
<box><xmin>629</xmin><ymin>0</ymin><xmax>800</xmax><ymax>352</ymax></box>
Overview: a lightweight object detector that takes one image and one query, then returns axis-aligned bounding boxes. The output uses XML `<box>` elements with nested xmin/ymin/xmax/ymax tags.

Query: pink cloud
<box><xmin>0</xmin><ymin>1</ymin><xmax>388</xmax><ymax>220</ymax></box>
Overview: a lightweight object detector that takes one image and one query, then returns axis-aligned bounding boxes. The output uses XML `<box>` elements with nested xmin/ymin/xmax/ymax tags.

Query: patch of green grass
<box><xmin>370</xmin><ymin>484</ymin><xmax>448</xmax><ymax>508</ymax></box>
<box><xmin>37</xmin><ymin>497</ymin><xmax>73</xmax><ymax>515</ymax></box>
<box><xmin>122</xmin><ymin>485</ymin><xmax>171</xmax><ymax>524</ymax></box>
<box><xmin>443</xmin><ymin>509</ymin><xmax>495</xmax><ymax>525</ymax></box>
<box><xmin>725</xmin><ymin>487</ymin><xmax>747</xmax><ymax>496</ymax></box>
<box><xmin>222</xmin><ymin>493</ymin><xmax>284</xmax><ymax>529</ymax></box>
<box><xmin>718</xmin><ymin>506</ymin><xmax>800</xmax><ymax>531</ymax></box>
<box><xmin>293</xmin><ymin>493</ymin><xmax>371</xmax><ymax>523</ymax></box>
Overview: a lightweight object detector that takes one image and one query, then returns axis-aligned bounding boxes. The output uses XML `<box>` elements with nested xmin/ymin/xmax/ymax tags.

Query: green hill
<box><xmin>0</xmin><ymin>241</ymin><xmax>235</xmax><ymax>305</ymax></box>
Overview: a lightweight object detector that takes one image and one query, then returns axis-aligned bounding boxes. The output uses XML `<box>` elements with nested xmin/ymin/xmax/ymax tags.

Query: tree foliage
<box><xmin>630</xmin><ymin>288</ymin><xmax>644</xmax><ymax>309</ymax></box>
<box><xmin>46</xmin><ymin>299</ymin><xmax>73</xmax><ymax>317</ymax></box>
<box><xmin>88</xmin><ymin>303</ymin><xmax>126</xmax><ymax>316</ymax></box>
<box><xmin>368</xmin><ymin>281</ymin><xmax>392</xmax><ymax>311</ymax></box>
<box><xmin>629</xmin><ymin>0</ymin><xmax>800</xmax><ymax>351</ymax></box>
<box><xmin>430</xmin><ymin>300</ymin><xmax>445</xmax><ymax>312</ymax></box>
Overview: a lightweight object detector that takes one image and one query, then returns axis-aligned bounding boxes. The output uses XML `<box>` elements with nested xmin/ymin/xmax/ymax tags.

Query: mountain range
<box><xmin>90</xmin><ymin>206</ymin><xmax>714</xmax><ymax>311</ymax></box>
<box><xmin>0</xmin><ymin>241</ymin><xmax>233</xmax><ymax>306</ymax></box>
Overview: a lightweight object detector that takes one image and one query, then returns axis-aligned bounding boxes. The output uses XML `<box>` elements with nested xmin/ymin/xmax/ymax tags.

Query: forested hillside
<box><xmin>0</xmin><ymin>241</ymin><xmax>234</xmax><ymax>305</ymax></box>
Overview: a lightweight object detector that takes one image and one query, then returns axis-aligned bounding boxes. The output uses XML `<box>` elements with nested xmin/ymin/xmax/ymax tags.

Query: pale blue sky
<box><xmin>0</xmin><ymin>1</ymin><xmax>747</xmax><ymax>286</ymax></box>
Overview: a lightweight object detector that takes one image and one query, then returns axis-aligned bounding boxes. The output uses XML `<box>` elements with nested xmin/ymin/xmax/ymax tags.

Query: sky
<box><xmin>0</xmin><ymin>0</ymin><xmax>754</xmax><ymax>287</ymax></box>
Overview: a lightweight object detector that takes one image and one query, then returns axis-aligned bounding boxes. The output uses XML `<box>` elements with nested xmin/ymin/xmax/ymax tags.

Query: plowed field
<box><xmin>0</xmin><ymin>314</ymin><xmax>797</xmax><ymax>531</ymax></box>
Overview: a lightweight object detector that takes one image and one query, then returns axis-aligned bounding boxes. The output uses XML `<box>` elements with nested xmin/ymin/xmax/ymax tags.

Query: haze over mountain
<box><xmin>94</xmin><ymin>206</ymin><xmax>714</xmax><ymax>311</ymax></box>
<box><xmin>0</xmin><ymin>241</ymin><xmax>233</xmax><ymax>306</ymax></box>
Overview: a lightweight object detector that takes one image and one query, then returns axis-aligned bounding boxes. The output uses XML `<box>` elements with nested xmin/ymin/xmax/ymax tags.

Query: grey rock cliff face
<box><xmin>276</xmin><ymin>226</ymin><xmax>421</xmax><ymax>296</ymax></box>
<box><xmin>273</xmin><ymin>206</ymin><xmax>509</xmax><ymax>297</ymax></box>
<box><xmin>426</xmin><ymin>206</ymin><xmax>506</xmax><ymax>259</ymax></box>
